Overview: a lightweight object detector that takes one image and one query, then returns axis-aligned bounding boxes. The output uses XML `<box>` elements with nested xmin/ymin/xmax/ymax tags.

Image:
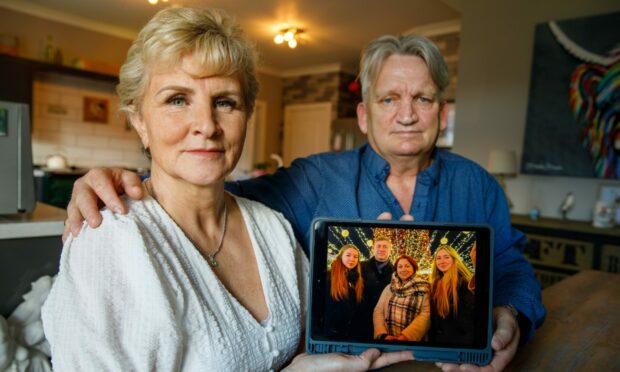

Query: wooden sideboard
<box><xmin>511</xmin><ymin>214</ymin><xmax>620</xmax><ymax>288</ymax></box>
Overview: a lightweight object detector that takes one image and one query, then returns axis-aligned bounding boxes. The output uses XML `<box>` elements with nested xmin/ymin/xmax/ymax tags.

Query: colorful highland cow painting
<box><xmin>521</xmin><ymin>12</ymin><xmax>619</xmax><ymax>179</ymax></box>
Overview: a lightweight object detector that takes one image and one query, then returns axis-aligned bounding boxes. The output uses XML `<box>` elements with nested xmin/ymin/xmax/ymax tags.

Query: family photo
<box><xmin>324</xmin><ymin>226</ymin><xmax>477</xmax><ymax>345</ymax></box>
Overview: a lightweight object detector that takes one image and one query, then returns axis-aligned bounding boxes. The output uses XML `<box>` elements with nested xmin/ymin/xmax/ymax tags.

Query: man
<box><xmin>65</xmin><ymin>35</ymin><xmax>545</xmax><ymax>370</ymax></box>
<box><xmin>359</xmin><ymin>235</ymin><xmax>394</xmax><ymax>340</ymax></box>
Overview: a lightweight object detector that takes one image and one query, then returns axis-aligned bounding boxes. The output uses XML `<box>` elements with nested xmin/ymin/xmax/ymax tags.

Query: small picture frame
<box><xmin>599</xmin><ymin>185</ymin><xmax>620</xmax><ymax>225</ymax></box>
<box><xmin>83</xmin><ymin>96</ymin><xmax>109</xmax><ymax>124</ymax></box>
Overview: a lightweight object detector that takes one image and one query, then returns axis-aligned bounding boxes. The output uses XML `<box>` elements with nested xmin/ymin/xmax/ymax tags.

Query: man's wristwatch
<box><xmin>503</xmin><ymin>304</ymin><xmax>520</xmax><ymax>321</ymax></box>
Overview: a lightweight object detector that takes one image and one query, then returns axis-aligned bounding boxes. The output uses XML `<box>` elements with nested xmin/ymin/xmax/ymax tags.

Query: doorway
<box><xmin>283</xmin><ymin>102</ymin><xmax>332</xmax><ymax>166</ymax></box>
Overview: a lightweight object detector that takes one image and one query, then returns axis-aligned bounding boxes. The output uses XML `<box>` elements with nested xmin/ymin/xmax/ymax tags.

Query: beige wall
<box><xmin>454</xmin><ymin>0</ymin><xmax>620</xmax><ymax>221</ymax></box>
<box><xmin>256</xmin><ymin>71</ymin><xmax>283</xmax><ymax>163</ymax></box>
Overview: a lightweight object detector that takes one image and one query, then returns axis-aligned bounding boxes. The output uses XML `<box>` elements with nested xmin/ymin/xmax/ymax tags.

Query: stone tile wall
<box><xmin>283</xmin><ymin>72</ymin><xmax>340</xmax><ymax>119</ymax></box>
<box><xmin>282</xmin><ymin>71</ymin><xmax>362</xmax><ymax>119</ymax></box>
<box><xmin>281</xmin><ymin>32</ymin><xmax>459</xmax><ymax>119</ymax></box>
<box><xmin>337</xmin><ymin>71</ymin><xmax>361</xmax><ymax>118</ymax></box>
<box><xmin>429</xmin><ymin>32</ymin><xmax>460</xmax><ymax>102</ymax></box>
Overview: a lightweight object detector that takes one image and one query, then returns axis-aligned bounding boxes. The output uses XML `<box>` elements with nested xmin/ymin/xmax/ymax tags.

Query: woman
<box><xmin>42</xmin><ymin>8</ymin><xmax>414</xmax><ymax>371</ymax></box>
<box><xmin>325</xmin><ymin>244</ymin><xmax>366</xmax><ymax>339</ymax></box>
<box><xmin>41</xmin><ymin>8</ymin><xmax>309</xmax><ymax>371</ymax></box>
<box><xmin>428</xmin><ymin>244</ymin><xmax>475</xmax><ymax>344</ymax></box>
<box><xmin>373</xmin><ymin>255</ymin><xmax>430</xmax><ymax>341</ymax></box>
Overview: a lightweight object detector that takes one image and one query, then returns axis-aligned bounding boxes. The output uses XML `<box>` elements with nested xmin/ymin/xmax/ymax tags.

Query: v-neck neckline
<box><xmin>144</xmin><ymin>193</ymin><xmax>272</xmax><ymax>327</ymax></box>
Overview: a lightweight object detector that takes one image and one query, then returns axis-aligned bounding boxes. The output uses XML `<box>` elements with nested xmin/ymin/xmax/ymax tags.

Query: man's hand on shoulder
<box><xmin>64</xmin><ymin>167</ymin><xmax>143</xmax><ymax>241</ymax></box>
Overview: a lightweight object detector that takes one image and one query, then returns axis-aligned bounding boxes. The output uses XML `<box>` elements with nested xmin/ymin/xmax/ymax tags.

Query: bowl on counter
<box><xmin>45</xmin><ymin>154</ymin><xmax>69</xmax><ymax>170</ymax></box>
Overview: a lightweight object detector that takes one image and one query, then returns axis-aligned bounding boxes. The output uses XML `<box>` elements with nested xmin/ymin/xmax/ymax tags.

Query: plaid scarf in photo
<box><xmin>386</xmin><ymin>274</ymin><xmax>429</xmax><ymax>336</ymax></box>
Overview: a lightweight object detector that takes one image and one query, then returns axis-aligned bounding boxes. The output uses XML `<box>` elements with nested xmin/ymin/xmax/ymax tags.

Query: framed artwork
<box><xmin>521</xmin><ymin>11</ymin><xmax>619</xmax><ymax>179</ymax></box>
<box><xmin>83</xmin><ymin>96</ymin><xmax>109</xmax><ymax>124</ymax></box>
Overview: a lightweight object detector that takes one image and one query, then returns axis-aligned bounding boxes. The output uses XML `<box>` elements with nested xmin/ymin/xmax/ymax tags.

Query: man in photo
<box><xmin>358</xmin><ymin>234</ymin><xmax>394</xmax><ymax>340</ymax></box>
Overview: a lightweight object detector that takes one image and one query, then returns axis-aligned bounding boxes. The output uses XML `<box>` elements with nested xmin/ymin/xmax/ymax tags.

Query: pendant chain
<box><xmin>145</xmin><ymin>180</ymin><xmax>228</xmax><ymax>267</ymax></box>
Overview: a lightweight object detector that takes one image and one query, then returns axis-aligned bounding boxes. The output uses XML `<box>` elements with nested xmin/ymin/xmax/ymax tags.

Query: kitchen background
<box><xmin>0</xmin><ymin>0</ymin><xmax>619</xmax><ymax>221</ymax></box>
<box><xmin>1</xmin><ymin>1</ymin><xmax>619</xmax><ymax>359</ymax></box>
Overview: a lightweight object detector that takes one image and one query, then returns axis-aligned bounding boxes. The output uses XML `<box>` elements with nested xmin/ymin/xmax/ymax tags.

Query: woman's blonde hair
<box><xmin>430</xmin><ymin>245</ymin><xmax>472</xmax><ymax>318</ymax></box>
<box><xmin>329</xmin><ymin>244</ymin><xmax>364</xmax><ymax>303</ymax></box>
<box><xmin>117</xmin><ymin>7</ymin><xmax>259</xmax><ymax>115</ymax></box>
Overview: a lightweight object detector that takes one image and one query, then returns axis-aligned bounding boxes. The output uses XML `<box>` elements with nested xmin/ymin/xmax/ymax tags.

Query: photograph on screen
<box><xmin>314</xmin><ymin>222</ymin><xmax>487</xmax><ymax>348</ymax></box>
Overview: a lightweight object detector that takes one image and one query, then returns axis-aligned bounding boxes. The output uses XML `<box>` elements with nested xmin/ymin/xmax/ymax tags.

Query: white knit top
<box><xmin>42</xmin><ymin>194</ymin><xmax>308</xmax><ymax>371</ymax></box>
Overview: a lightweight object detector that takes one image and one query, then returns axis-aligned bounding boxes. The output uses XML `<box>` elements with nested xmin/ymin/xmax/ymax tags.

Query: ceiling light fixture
<box><xmin>273</xmin><ymin>28</ymin><xmax>304</xmax><ymax>49</ymax></box>
<box><xmin>147</xmin><ymin>0</ymin><xmax>169</xmax><ymax>5</ymax></box>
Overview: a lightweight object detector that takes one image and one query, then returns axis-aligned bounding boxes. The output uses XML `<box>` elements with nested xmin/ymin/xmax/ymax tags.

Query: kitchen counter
<box><xmin>0</xmin><ymin>202</ymin><xmax>66</xmax><ymax>239</ymax></box>
<box><xmin>33</xmin><ymin>166</ymin><xmax>90</xmax><ymax>176</ymax></box>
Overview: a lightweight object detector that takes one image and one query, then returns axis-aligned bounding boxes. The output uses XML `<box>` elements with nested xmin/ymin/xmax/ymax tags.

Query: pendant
<box><xmin>206</xmin><ymin>255</ymin><xmax>218</xmax><ymax>267</ymax></box>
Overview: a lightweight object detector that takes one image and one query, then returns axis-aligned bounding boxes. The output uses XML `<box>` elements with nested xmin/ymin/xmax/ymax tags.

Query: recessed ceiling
<box><xmin>6</xmin><ymin>0</ymin><xmax>461</xmax><ymax>73</ymax></box>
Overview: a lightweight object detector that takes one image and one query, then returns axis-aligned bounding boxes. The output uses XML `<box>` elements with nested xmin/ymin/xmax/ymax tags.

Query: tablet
<box><xmin>306</xmin><ymin>218</ymin><xmax>493</xmax><ymax>365</ymax></box>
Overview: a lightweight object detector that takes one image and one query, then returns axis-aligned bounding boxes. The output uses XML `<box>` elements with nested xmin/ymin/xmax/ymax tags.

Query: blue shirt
<box><xmin>228</xmin><ymin>144</ymin><xmax>545</xmax><ymax>341</ymax></box>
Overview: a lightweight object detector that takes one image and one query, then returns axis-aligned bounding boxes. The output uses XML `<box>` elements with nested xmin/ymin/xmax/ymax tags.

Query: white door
<box><xmin>283</xmin><ymin>102</ymin><xmax>332</xmax><ymax>166</ymax></box>
<box><xmin>231</xmin><ymin>100</ymin><xmax>266</xmax><ymax>179</ymax></box>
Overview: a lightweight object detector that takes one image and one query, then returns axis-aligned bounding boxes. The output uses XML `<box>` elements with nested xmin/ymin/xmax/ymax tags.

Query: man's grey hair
<box><xmin>359</xmin><ymin>35</ymin><xmax>449</xmax><ymax>103</ymax></box>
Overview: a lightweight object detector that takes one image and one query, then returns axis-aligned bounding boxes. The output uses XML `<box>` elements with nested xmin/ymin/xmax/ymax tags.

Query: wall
<box><xmin>255</xmin><ymin>72</ymin><xmax>283</xmax><ymax>163</ymax></box>
<box><xmin>282</xmin><ymin>71</ymin><xmax>360</xmax><ymax>120</ymax></box>
<box><xmin>454</xmin><ymin>0</ymin><xmax>620</xmax><ymax>222</ymax></box>
<box><xmin>428</xmin><ymin>32</ymin><xmax>459</xmax><ymax>102</ymax></box>
<box><xmin>283</xmin><ymin>72</ymin><xmax>340</xmax><ymax>119</ymax></box>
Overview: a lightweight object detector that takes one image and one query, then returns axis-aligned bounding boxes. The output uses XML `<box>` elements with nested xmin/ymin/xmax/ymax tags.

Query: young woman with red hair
<box><xmin>325</xmin><ymin>244</ymin><xmax>365</xmax><ymax>339</ymax></box>
<box><xmin>429</xmin><ymin>245</ymin><xmax>475</xmax><ymax>344</ymax></box>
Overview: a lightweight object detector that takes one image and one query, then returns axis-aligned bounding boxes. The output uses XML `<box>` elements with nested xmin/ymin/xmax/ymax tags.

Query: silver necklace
<box><xmin>145</xmin><ymin>180</ymin><xmax>228</xmax><ymax>268</ymax></box>
<box><xmin>204</xmin><ymin>201</ymin><xmax>227</xmax><ymax>267</ymax></box>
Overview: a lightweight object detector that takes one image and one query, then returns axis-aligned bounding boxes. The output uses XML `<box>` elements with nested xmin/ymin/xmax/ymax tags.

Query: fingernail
<box><xmin>113</xmin><ymin>206</ymin><xmax>123</xmax><ymax>214</ymax></box>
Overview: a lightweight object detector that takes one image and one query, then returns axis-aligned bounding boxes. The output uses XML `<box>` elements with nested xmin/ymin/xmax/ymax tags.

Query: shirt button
<box><xmin>265</xmin><ymin>325</ymin><xmax>274</xmax><ymax>332</ymax></box>
<box><xmin>272</xmin><ymin>350</ymin><xmax>280</xmax><ymax>357</ymax></box>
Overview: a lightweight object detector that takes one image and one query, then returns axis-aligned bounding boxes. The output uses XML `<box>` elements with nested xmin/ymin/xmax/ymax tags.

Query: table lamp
<box><xmin>488</xmin><ymin>149</ymin><xmax>517</xmax><ymax>209</ymax></box>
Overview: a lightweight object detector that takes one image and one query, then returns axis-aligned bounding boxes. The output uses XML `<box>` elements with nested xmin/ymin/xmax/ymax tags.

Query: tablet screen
<box><xmin>308</xmin><ymin>219</ymin><xmax>492</xmax><ymax>356</ymax></box>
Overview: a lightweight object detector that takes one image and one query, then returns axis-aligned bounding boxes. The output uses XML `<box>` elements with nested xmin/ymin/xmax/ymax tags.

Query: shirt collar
<box><xmin>361</xmin><ymin>144</ymin><xmax>390</xmax><ymax>181</ymax></box>
<box><xmin>418</xmin><ymin>148</ymin><xmax>442</xmax><ymax>186</ymax></box>
<box><xmin>375</xmin><ymin>259</ymin><xmax>389</xmax><ymax>269</ymax></box>
<box><xmin>361</xmin><ymin>143</ymin><xmax>442</xmax><ymax>185</ymax></box>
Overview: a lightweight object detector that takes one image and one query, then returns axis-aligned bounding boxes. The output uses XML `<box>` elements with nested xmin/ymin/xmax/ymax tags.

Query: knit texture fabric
<box><xmin>42</xmin><ymin>194</ymin><xmax>308</xmax><ymax>371</ymax></box>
